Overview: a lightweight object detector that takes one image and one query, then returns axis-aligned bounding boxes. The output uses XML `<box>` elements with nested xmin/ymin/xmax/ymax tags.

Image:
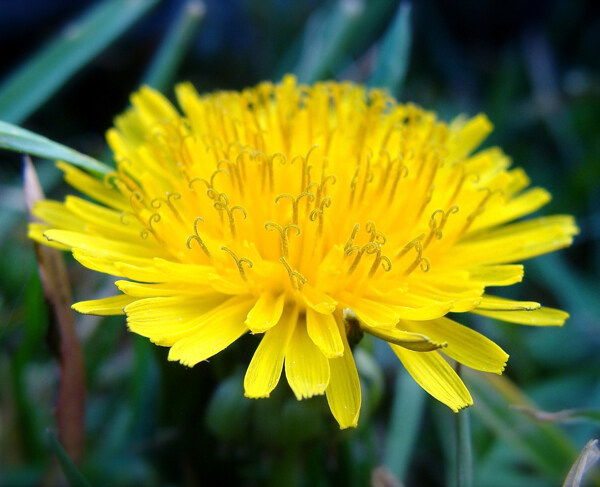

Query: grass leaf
<box><xmin>367</xmin><ymin>2</ymin><xmax>412</xmax><ymax>96</ymax></box>
<box><xmin>1</xmin><ymin>120</ymin><xmax>111</xmax><ymax>175</ymax></box>
<box><xmin>383</xmin><ymin>368</ymin><xmax>426</xmax><ymax>481</ymax></box>
<box><xmin>46</xmin><ymin>430</ymin><xmax>92</xmax><ymax>487</ymax></box>
<box><xmin>142</xmin><ymin>1</ymin><xmax>206</xmax><ymax>92</ymax></box>
<box><xmin>0</xmin><ymin>0</ymin><xmax>159</xmax><ymax>124</ymax></box>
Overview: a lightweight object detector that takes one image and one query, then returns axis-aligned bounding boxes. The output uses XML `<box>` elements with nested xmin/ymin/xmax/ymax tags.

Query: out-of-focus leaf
<box><xmin>143</xmin><ymin>1</ymin><xmax>206</xmax><ymax>91</ymax></box>
<box><xmin>355</xmin><ymin>347</ymin><xmax>384</xmax><ymax>417</ymax></box>
<box><xmin>456</xmin><ymin>397</ymin><xmax>473</xmax><ymax>487</ymax></box>
<box><xmin>563</xmin><ymin>440</ymin><xmax>600</xmax><ymax>487</ymax></box>
<box><xmin>205</xmin><ymin>369</ymin><xmax>251</xmax><ymax>441</ymax></box>
<box><xmin>294</xmin><ymin>0</ymin><xmax>365</xmax><ymax>83</ymax></box>
<box><xmin>130</xmin><ymin>336</ymin><xmax>160</xmax><ymax>439</ymax></box>
<box><xmin>367</xmin><ymin>2</ymin><xmax>412</xmax><ymax>96</ymax></box>
<box><xmin>465</xmin><ymin>370</ymin><xmax>578</xmax><ymax>481</ymax></box>
<box><xmin>513</xmin><ymin>406</ymin><xmax>600</xmax><ymax>425</ymax></box>
<box><xmin>24</xmin><ymin>156</ymin><xmax>85</xmax><ymax>463</ymax></box>
<box><xmin>46</xmin><ymin>430</ymin><xmax>92</xmax><ymax>487</ymax></box>
<box><xmin>0</xmin><ymin>0</ymin><xmax>159</xmax><ymax>124</ymax></box>
<box><xmin>1</xmin><ymin>121</ymin><xmax>111</xmax><ymax>175</ymax></box>
<box><xmin>383</xmin><ymin>368</ymin><xmax>426</xmax><ymax>482</ymax></box>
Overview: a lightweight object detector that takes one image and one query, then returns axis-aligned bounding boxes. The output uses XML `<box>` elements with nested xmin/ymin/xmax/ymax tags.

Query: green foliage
<box><xmin>0</xmin><ymin>0</ymin><xmax>159</xmax><ymax>124</ymax></box>
<box><xmin>0</xmin><ymin>121</ymin><xmax>111</xmax><ymax>175</ymax></box>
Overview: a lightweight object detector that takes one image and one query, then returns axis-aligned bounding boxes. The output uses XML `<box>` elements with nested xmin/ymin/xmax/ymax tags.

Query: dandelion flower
<box><xmin>29</xmin><ymin>76</ymin><xmax>577</xmax><ymax>428</ymax></box>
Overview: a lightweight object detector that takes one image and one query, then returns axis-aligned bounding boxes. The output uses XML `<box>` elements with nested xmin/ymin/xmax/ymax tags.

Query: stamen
<box><xmin>120</xmin><ymin>211</ymin><xmax>135</xmax><ymax>225</ymax></box>
<box><xmin>359</xmin><ymin>153</ymin><xmax>374</xmax><ymax>202</ymax></box>
<box><xmin>448</xmin><ymin>163</ymin><xmax>480</xmax><ymax>204</ymax></box>
<box><xmin>396</xmin><ymin>233</ymin><xmax>425</xmax><ymax>258</ymax></box>
<box><xmin>151</xmin><ymin>192</ymin><xmax>183</xmax><ymax>222</ymax></box>
<box><xmin>140</xmin><ymin>213</ymin><xmax>161</xmax><ymax>240</ymax></box>
<box><xmin>291</xmin><ymin>146</ymin><xmax>319</xmax><ymax>190</ymax></box>
<box><xmin>423</xmin><ymin>205</ymin><xmax>459</xmax><ymax>247</ymax></box>
<box><xmin>221</xmin><ymin>246</ymin><xmax>253</xmax><ymax>281</ymax></box>
<box><xmin>186</xmin><ymin>217</ymin><xmax>211</xmax><ymax>257</ymax></box>
<box><xmin>349</xmin><ymin>164</ymin><xmax>361</xmax><ymax>207</ymax></box>
<box><xmin>365</xmin><ymin>221</ymin><xmax>387</xmax><ymax>245</ymax></box>
<box><xmin>344</xmin><ymin>223</ymin><xmax>360</xmax><ymax>253</ymax></box>
<box><xmin>213</xmin><ymin>193</ymin><xmax>247</xmax><ymax>238</ymax></box>
<box><xmin>210</xmin><ymin>168</ymin><xmax>230</xmax><ymax>188</ymax></box>
<box><xmin>218</xmin><ymin>159</ymin><xmax>244</xmax><ymax>195</ymax></box>
<box><xmin>387</xmin><ymin>163</ymin><xmax>409</xmax><ymax>203</ymax></box>
<box><xmin>265</xmin><ymin>222</ymin><xmax>301</xmax><ymax>258</ymax></box>
<box><xmin>308</xmin><ymin>174</ymin><xmax>337</xmax><ymax>207</ymax></box>
<box><xmin>279</xmin><ymin>257</ymin><xmax>307</xmax><ymax>291</ymax></box>
<box><xmin>275</xmin><ymin>192</ymin><xmax>315</xmax><ymax>224</ymax></box>
<box><xmin>369</xmin><ymin>255</ymin><xmax>392</xmax><ymax>277</ymax></box>
<box><xmin>396</xmin><ymin>234</ymin><xmax>430</xmax><ymax>275</ymax></box>
<box><xmin>188</xmin><ymin>177</ymin><xmax>217</xmax><ymax>201</ymax></box>
<box><xmin>129</xmin><ymin>192</ymin><xmax>148</xmax><ymax>212</ymax></box>
<box><xmin>461</xmin><ymin>188</ymin><xmax>503</xmax><ymax>235</ymax></box>
<box><xmin>346</xmin><ymin>242</ymin><xmax>379</xmax><ymax>275</ymax></box>
<box><xmin>309</xmin><ymin>196</ymin><xmax>331</xmax><ymax>235</ymax></box>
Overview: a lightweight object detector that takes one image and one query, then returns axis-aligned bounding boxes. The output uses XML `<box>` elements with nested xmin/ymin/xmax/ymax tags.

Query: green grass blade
<box><xmin>367</xmin><ymin>2</ymin><xmax>412</xmax><ymax>96</ymax></box>
<box><xmin>142</xmin><ymin>1</ymin><xmax>206</xmax><ymax>91</ymax></box>
<box><xmin>46</xmin><ymin>430</ymin><xmax>92</xmax><ymax>487</ymax></box>
<box><xmin>294</xmin><ymin>0</ymin><xmax>366</xmax><ymax>83</ymax></box>
<box><xmin>0</xmin><ymin>0</ymin><xmax>159</xmax><ymax>124</ymax></box>
<box><xmin>0</xmin><ymin>121</ymin><xmax>111</xmax><ymax>175</ymax></box>
<box><xmin>383</xmin><ymin>368</ymin><xmax>426</xmax><ymax>481</ymax></box>
<box><xmin>465</xmin><ymin>370</ymin><xmax>578</xmax><ymax>481</ymax></box>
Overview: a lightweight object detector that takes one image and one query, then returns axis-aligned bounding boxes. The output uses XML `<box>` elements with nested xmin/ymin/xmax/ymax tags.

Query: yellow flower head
<box><xmin>29</xmin><ymin>76</ymin><xmax>578</xmax><ymax>428</ymax></box>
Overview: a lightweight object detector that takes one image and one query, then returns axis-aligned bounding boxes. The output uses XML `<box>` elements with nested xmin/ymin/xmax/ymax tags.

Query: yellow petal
<box><xmin>476</xmin><ymin>295</ymin><xmax>540</xmax><ymax>311</ymax></box>
<box><xmin>391</xmin><ymin>346</ymin><xmax>472</xmax><ymax>412</ymax></box>
<box><xmin>115</xmin><ymin>280</ymin><xmax>213</xmax><ymax>297</ymax></box>
<box><xmin>400</xmin><ymin>318</ymin><xmax>508</xmax><ymax>374</ymax></box>
<box><xmin>285</xmin><ymin>315</ymin><xmax>330</xmax><ymax>399</ymax></box>
<box><xmin>306</xmin><ymin>308</ymin><xmax>344</xmax><ymax>358</ymax></box>
<box><xmin>44</xmin><ymin>229</ymin><xmax>161</xmax><ymax>258</ymax></box>
<box><xmin>131</xmin><ymin>86</ymin><xmax>179</xmax><ymax>124</ymax></box>
<box><xmin>64</xmin><ymin>195</ymin><xmax>143</xmax><ymax>238</ymax></box>
<box><xmin>342</xmin><ymin>294</ymin><xmax>399</xmax><ymax>328</ymax></box>
<box><xmin>32</xmin><ymin>200</ymin><xmax>85</xmax><ymax>231</ymax></box>
<box><xmin>448</xmin><ymin>113</ymin><xmax>493</xmax><ymax>159</ymax></box>
<box><xmin>473</xmin><ymin>306</ymin><xmax>569</xmax><ymax>326</ymax></box>
<box><xmin>57</xmin><ymin>162</ymin><xmax>128</xmax><ymax>211</ymax></box>
<box><xmin>467</xmin><ymin>265</ymin><xmax>524</xmax><ymax>286</ymax></box>
<box><xmin>72</xmin><ymin>250</ymin><xmax>157</xmax><ymax>279</ymax></box>
<box><xmin>168</xmin><ymin>296</ymin><xmax>254</xmax><ymax>366</ymax></box>
<box><xmin>391</xmin><ymin>300</ymin><xmax>453</xmax><ymax>320</ymax></box>
<box><xmin>301</xmin><ymin>283</ymin><xmax>337</xmax><ymax>313</ymax></box>
<box><xmin>471</xmin><ymin>187</ymin><xmax>551</xmax><ymax>231</ymax></box>
<box><xmin>28</xmin><ymin>223</ymin><xmax>69</xmax><ymax>250</ymax></box>
<box><xmin>244</xmin><ymin>307</ymin><xmax>296</xmax><ymax>398</ymax></box>
<box><xmin>245</xmin><ymin>292</ymin><xmax>285</xmax><ymax>333</ymax></box>
<box><xmin>326</xmin><ymin>317</ymin><xmax>361</xmax><ymax>429</ymax></box>
<box><xmin>126</xmin><ymin>294</ymin><xmax>229</xmax><ymax>345</ymax></box>
<box><xmin>360</xmin><ymin>323</ymin><xmax>446</xmax><ymax>352</ymax></box>
<box><xmin>72</xmin><ymin>294</ymin><xmax>136</xmax><ymax>315</ymax></box>
<box><xmin>451</xmin><ymin>216</ymin><xmax>578</xmax><ymax>265</ymax></box>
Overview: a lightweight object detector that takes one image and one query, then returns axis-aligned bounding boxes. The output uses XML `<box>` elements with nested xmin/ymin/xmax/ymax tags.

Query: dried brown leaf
<box><xmin>24</xmin><ymin>156</ymin><xmax>85</xmax><ymax>464</ymax></box>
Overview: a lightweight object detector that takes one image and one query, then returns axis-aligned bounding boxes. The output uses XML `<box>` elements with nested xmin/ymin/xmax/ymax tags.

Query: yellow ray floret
<box><xmin>32</xmin><ymin>76</ymin><xmax>577</xmax><ymax>428</ymax></box>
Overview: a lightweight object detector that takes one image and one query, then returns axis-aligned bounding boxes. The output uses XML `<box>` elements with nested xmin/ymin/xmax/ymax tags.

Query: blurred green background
<box><xmin>0</xmin><ymin>0</ymin><xmax>599</xmax><ymax>485</ymax></box>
